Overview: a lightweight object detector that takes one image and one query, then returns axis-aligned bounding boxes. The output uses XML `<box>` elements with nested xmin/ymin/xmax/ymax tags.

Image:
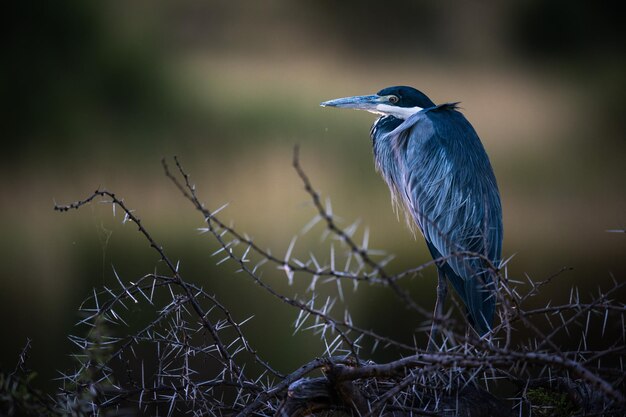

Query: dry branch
<box><xmin>3</xmin><ymin>151</ymin><xmax>623</xmax><ymax>417</ymax></box>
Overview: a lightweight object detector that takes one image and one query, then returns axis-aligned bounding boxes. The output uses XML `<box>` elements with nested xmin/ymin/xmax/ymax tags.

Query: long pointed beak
<box><xmin>320</xmin><ymin>94</ymin><xmax>382</xmax><ymax>111</ymax></box>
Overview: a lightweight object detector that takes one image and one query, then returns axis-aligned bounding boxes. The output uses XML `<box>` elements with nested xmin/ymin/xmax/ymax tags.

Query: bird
<box><xmin>321</xmin><ymin>86</ymin><xmax>502</xmax><ymax>346</ymax></box>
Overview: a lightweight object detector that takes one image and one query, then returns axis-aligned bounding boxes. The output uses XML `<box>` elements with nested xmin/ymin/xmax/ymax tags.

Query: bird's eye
<box><xmin>389</xmin><ymin>95</ymin><xmax>399</xmax><ymax>104</ymax></box>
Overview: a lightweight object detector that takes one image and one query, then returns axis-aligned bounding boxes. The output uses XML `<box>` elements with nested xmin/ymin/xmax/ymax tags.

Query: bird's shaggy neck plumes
<box><xmin>370</xmin><ymin>115</ymin><xmax>416</xmax><ymax>232</ymax></box>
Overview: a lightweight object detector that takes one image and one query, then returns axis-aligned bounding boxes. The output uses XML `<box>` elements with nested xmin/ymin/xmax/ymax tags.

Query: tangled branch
<box><xmin>3</xmin><ymin>149</ymin><xmax>623</xmax><ymax>417</ymax></box>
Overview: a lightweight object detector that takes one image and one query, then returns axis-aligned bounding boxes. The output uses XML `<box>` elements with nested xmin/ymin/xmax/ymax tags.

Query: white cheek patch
<box><xmin>368</xmin><ymin>103</ymin><xmax>423</xmax><ymax>119</ymax></box>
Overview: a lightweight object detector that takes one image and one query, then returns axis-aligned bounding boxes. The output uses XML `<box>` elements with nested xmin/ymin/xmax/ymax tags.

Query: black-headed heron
<box><xmin>321</xmin><ymin>86</ymin><xmax>502</xmax><ymax>349</ymax></box>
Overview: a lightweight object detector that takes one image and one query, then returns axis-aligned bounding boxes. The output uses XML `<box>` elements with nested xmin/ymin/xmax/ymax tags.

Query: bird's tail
<box><xmin>463</xmin><ymin>273</ymin><xmax>496</xmax><ymax>335</ymax></box>
<box><xmin>427</xmin><ymin>242</ymin><xmax>495</xmax><ymax>336</ymax></box>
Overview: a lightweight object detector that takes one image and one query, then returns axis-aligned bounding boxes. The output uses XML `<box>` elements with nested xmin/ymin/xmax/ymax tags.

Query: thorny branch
<box><xmin>7</xmin><ymin>149</ymin><xmax>623</xmax><ymax>416</ymax></box>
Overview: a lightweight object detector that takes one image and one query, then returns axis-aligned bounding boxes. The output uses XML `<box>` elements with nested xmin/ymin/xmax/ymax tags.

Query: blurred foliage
<box><xmin>3</xmin><ymin>0</ymin><xmax>185</xmax><ymax>163</ymax></box>
<box><xmin>509</xmin><ymin>1</ymin><xmax>624</xmax><ymax>62</ymax></box>
<box><xmin>508</xmin><ymin>1</ymin><xmax>626</xmax><ymax>145</ymax></box>
<box><xmin>0</xmin><ymin>371</ymin><xmax>55</xmax><ymax>417</ymax></box>
<box><xmin>5</xmin><ymin>1</ymin><xmax>625</xmax><ymax>162</ymax></box>
<box><xmin>526</xmin><ymin>387</ymin><xmax>579</xmax><ymax>417</ymax></box>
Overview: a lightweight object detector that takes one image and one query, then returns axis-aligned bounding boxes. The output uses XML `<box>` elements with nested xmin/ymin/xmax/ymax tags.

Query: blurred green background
<box><xmin>2</xmin><ymin>0</ymin><xmax>625</xmax><ymax>391</ymax></box>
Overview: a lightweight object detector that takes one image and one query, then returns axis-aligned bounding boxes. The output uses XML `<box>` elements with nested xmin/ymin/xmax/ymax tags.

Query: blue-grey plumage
<box><xmin>321</xmin><ymin>86</ymin><xmax>502</xmax><ymax>336</ymax></box>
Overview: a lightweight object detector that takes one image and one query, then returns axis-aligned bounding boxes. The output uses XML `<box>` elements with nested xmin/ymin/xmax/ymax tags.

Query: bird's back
<box><xmin>372</xmin><ymin>104</ymin><xmax>502</xmax><ymax>334</ymax></box>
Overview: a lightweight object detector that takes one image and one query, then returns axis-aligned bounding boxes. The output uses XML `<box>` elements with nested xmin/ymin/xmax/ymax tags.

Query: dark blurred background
<box><xmin>2</xmin><ymin>0</ymin><xmax>625</xmax><ymax>391</ymax></box>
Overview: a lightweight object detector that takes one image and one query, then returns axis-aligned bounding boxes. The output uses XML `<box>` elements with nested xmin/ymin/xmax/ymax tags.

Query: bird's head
<box><xmin>320</xmin><ymin>86</ymin><xmax>436</xmax><ymax>120</ymax></box>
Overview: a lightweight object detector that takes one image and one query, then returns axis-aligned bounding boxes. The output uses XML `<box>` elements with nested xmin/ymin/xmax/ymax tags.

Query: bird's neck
<box><xmin>370</xmin><ymin>115</ymin><xmax>408</xmax><ymax>222</ymax></box>
<box><xmin>370</xmin><ymin>116</ymin><xmax>402</xmax><ymax>146</ymax></box>
<box><xmin>371</xmin><ymin>115</ymin><xmax>406</xmax><ymax>191</ymax></box>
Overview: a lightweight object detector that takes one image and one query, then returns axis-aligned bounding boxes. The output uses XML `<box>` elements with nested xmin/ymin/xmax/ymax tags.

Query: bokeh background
<box><xmin>2</xmin><ymin>0</ymin><xmax>625</xmax><ymax>392</ymax></box>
